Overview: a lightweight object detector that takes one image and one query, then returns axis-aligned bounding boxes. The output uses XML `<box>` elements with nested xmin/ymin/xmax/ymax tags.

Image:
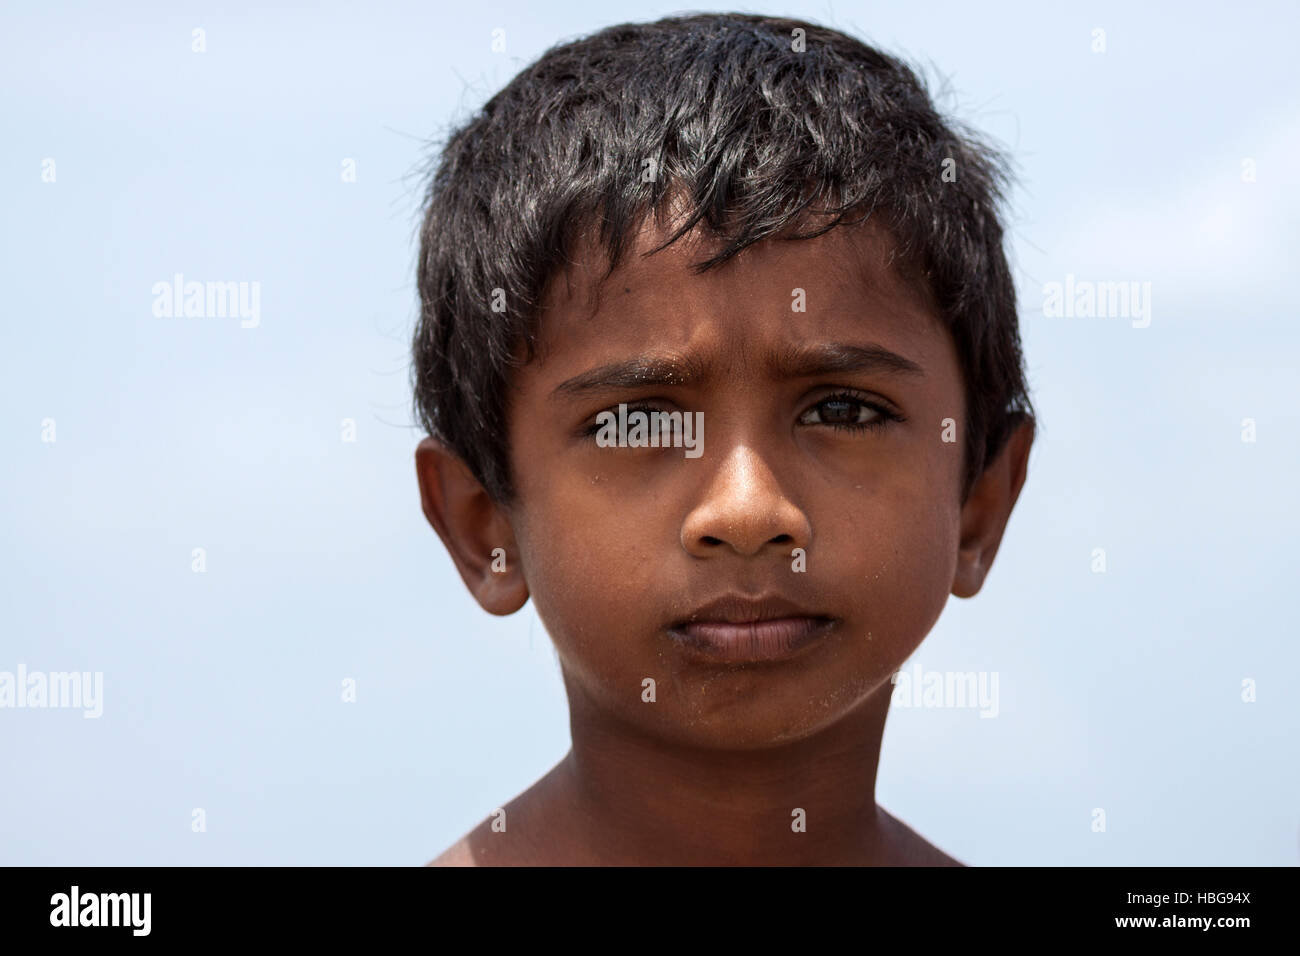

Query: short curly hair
<box><xmin>413</xmin><ymin>12</ymin><xmax>1034</xmax><ymax>503</ymax></box>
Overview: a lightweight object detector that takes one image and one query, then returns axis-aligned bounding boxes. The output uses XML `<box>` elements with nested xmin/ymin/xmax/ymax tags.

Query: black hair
<box><xmin>413</xmin><ymin>12</ymin><xmax>1033</xmax><ymax>503</ymax></box>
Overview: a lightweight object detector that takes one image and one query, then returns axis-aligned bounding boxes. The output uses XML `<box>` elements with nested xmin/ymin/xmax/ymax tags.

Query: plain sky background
<box><xmin>2</xmin><ymin>0</ymin><xmax>1296</xmax><ymax>865</ymax></box>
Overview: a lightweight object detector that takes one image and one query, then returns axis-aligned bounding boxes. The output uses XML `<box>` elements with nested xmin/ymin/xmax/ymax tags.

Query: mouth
<box><xmin>667</xmin><ymin>594</ymin><xmax>837</xmax><ymax>663</ymax></box>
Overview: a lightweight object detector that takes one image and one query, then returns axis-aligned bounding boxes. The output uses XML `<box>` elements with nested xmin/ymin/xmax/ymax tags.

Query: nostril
<box><xmin>700</xmin><ymin>535</ymin><xmax>724</xmax><ymax>546</ymax></box>
<box><xmin>769</xmin><ymin>534</ymin><xmax>793</xmax><ymax>545</ymax></box>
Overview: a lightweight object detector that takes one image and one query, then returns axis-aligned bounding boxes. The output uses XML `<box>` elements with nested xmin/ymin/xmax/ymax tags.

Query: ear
<box><xmin>415</xmin><ymin>437</ymin><xmax>529</xmax><ymax>615</ymax></box>
<box><xmin>951</xmin><ymin>419</ymin><xmax>1034</xmax><ymax>599</ymax></box>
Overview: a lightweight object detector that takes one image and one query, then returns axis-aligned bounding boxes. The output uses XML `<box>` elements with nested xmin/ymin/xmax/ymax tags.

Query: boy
<box><xmin>412</xmin><ymin>13</ymin><xmax>1034</xmax><ymax>866</ymax></box>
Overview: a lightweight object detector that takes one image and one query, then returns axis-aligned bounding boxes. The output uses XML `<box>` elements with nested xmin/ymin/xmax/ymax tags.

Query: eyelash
<box><xmin>580</xmin><ymin>394</ymin><xmax>903</xmax><ymax>437</ymax></box>
<box><xmin>580</xmin><ymin>402</ymin><xmax>665</xmax><ymax>437</ymax></box>
<box><xmin>799</xmin><ymin>392</ymin><xmax>904</xmax><ymax>432</ymax></box>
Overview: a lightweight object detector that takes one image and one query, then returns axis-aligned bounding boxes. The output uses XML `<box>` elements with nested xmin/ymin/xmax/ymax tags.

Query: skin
<box><xmin>415</xmin><ymin>215</ymin><xmax>1033</xmax><ymax>866</ymax></box>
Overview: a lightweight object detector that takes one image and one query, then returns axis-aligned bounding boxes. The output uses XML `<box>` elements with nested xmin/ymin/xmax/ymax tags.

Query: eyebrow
<box><xmin>771</xmin><ymin>342</ymin><xmax>925</xmax><ymax>380</ymax></box>
<box><xmin>554</xmin><ymin>353</ymin><xmax>708</xmax><ymax>398</ymax></box>
<box><xmin>552</xmin><ymin>342</ymin><xmax>923</xmax><ymax>398</ymax></box>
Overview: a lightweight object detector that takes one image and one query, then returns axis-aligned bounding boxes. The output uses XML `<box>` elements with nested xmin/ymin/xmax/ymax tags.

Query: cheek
<box><xmin>831</xmin><ymin>460</ymin><xmax>961</xmax><ymax>646</ymax></box>
<box><xmin>506</xmin><ymin>409</ymin><xmax>664</xmax><ymax>685</ymax></box>
<box><xmin>510</xmin><ymin>474</ymin><xmax>663</xmax><ymax>675</ymax></box>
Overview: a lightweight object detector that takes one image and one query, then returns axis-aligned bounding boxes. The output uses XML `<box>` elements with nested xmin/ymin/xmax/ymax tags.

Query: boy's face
<box><xmin>419</xmin><ymin>218</ymin><xmax>1029</xmax><ymax>750</ymax></box>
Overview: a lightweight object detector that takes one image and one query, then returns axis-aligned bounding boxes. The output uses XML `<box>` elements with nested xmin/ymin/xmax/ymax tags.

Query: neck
<box><xmin>542</xmin><ymin>671</ymin><xmax>897</xmax><ymax>865</ymax></box>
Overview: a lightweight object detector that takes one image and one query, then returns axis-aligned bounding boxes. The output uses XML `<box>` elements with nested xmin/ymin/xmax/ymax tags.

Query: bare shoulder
<box><xmin>422</xmin><ymin>783</ymin><xmax>551</xmax><ymax>866</ymax></box>
<box><xmin>424</xmin><ymin>758</ymin><xmax>573</xmax><ymax>866</ymax></box>
<box><xmin>425</xmin><ymin>829</ymin><xmax>485</xmax><ymax>867</ymax></box>
<box><xmin>877</xmin><ymin>806</ymin><xmax>966</xmax><ymax>866</ymax></box>
<box><xmin>423</xmin><ymin>807</ymin><xmax>555</xmax><ymax>866</ymax></box>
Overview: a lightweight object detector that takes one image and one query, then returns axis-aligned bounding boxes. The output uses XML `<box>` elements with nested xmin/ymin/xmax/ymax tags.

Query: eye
<box><xmin>798</xmin><ymin>392</ymin><xmax>901</xmax><ymax>432</ymax></box>
<box><xmin>580</xmin><ymin>402</ymin><xmax>670</xmax><ymax>438</ymax></box>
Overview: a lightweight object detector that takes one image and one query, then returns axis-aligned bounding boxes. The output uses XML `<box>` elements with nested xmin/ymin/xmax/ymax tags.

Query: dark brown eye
<box><xmin>799</xmin><ymin>396</ymin><xmax>880</xmax><ymax>427</ymax></box>
<box><xmin>797</xmin><ymin>392</ymin><xmax>902</xmax><ymax>432</ymax></box>
<box><xmin>821</xmin><ymin>398</ymin><xmax>873</xmax><ymax>425</ymax></box>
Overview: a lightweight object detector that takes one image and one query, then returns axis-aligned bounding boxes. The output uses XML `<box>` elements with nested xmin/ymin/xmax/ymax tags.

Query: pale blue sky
<box><xmin>2</xmin><ymin>0</ymin><xmax>1296</xmax><ymax>864</ymax></box>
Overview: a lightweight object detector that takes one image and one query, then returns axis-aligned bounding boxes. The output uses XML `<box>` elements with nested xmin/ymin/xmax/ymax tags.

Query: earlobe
<box><xmin>415</xmin><ymin>437</ymin><xmax>530</xmax><ymax>616</ymax></box>
<box><xmin>951</xmin><ymin>419</ymin><xmax>1034</xmax><ymax>599</ymax></box>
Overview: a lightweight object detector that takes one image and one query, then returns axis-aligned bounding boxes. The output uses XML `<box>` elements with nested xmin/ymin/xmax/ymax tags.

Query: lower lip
<box><xmin>667</xmin><ymin>617</ymin><xmax>835</xmax><ymax>663</ymax></box>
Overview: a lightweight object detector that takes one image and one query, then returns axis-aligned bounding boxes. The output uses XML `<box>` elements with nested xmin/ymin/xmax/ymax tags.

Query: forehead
<box><xmin>528</xmin><ymin>216</ymin><xmax>949</xmax><ymax>378</ymax></box>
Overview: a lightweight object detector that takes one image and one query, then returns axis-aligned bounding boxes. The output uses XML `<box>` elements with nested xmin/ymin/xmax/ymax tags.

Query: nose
<box><xmin>680</xmin><ymin>440</ymin><xmax>812</xmax><ymax>558</ymax></box>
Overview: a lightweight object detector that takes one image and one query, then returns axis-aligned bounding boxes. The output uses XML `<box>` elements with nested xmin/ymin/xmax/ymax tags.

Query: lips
<box><xmin>667</xmin><ymin>594</ymin><xmax>836</xmax><ymax>662</ymax></box>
